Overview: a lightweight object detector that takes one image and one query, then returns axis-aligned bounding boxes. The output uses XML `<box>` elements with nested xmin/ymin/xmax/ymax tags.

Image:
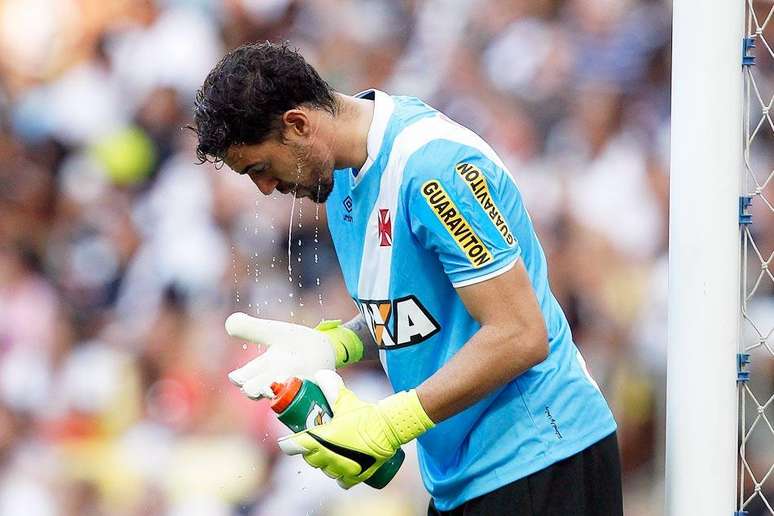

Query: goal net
<box><xmin>738</xmin><ymin>1</ymin><xmax>774</xmax><ymax>514</ymax></box>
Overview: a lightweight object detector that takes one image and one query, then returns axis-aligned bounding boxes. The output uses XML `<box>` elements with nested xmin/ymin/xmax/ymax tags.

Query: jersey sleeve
<box><xmin>405</xmin><ymin>142</ymin><xmax>523</xmax><ymax>288</ymax></box>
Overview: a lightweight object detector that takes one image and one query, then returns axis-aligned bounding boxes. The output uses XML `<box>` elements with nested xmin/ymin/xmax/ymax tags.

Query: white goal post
<box><xmin>667</xmin><ymin>1</ymin><xmax>746</xmax><ymax>515</ymax></box>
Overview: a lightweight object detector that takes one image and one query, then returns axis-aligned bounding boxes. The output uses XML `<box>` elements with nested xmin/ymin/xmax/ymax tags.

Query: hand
<box><xmin>278</xmin><ymin>370</ymin><xmax>435</xmax><ymax>488</ymax></box>
<box><xmin>225</xmin><ymin>312</ymin><xmax>338</xmax><ymax>398</ymax></box>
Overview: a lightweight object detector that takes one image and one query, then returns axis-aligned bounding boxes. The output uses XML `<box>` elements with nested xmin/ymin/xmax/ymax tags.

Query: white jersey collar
<box><xmin>352</xmin><ymin>89</ymin><xmax>395</xmax><ymax>185</ymax></box>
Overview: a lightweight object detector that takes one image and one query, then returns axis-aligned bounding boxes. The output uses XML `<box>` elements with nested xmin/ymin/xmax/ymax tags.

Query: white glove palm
<box><xmin>225</xmin><ymin>312</ymin><xmax>336</xmax><ymax>399</ymax></box>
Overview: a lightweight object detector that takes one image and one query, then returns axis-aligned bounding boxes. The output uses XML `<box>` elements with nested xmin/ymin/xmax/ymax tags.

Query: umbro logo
<box><xmin>343</xmin><ymin>196</ymin><xmax>353</xmax><ymax>223</ymax></box>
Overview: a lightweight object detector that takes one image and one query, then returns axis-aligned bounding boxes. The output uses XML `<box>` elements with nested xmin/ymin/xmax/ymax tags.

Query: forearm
<box><xmin>416</xmin><ymin>322</ymin><xmax>547</xmax><ymax>423</ymax></box>
<box><xmin>343</xmin><ymin>313</ymin><xmax>381</xmax><ymax>362</ymax></box>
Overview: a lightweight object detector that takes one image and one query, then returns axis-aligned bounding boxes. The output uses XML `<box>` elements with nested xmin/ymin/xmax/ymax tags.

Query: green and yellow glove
<box><xmin>314</xmin><ymin>320</ymin><xmax>364</xmax><ymax>368</ymax></box>
<box><xmin>278</xmin><ymin>370</ymin><xmax>435</xmax><ymax>489</ymax></box>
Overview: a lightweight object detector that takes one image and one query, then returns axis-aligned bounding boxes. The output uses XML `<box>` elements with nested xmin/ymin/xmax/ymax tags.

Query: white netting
<box><xmin>739</xmin><ymin>1</ymin><xmax>774</xmax><ymax>514</ymax></box>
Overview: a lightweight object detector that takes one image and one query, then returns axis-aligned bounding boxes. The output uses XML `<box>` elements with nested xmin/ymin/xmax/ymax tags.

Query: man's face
<box><xmin>224</xmin><ymin>129</ymin><xmax>336</xmax><ymax>203</ymax></box>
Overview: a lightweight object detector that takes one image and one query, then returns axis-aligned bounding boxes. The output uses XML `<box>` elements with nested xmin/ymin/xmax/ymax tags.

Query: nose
<box><xmin>250</xmin><ymin>174</ymin><xmax>279</xmax><ymax>195</ymax></box>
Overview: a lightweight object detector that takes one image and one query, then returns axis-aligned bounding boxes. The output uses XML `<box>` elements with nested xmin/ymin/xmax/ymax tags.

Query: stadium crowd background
<box><xmin>0</xmin><ymin>0</ymin><xmax>771</xmax><ymax>514</ymax></box>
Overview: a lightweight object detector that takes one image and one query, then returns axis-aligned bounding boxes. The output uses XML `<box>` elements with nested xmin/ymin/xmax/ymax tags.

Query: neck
<box><xmin>331</xmin><ymin>93</ymin><xmax>374</xmax><ymax>171</ymax></box>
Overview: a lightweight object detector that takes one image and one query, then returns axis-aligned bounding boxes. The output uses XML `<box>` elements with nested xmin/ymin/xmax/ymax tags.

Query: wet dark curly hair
<box><xmin>191</xmin><ymin>41</ymin><xmax>336</xmax><ymax>165</ymax></box>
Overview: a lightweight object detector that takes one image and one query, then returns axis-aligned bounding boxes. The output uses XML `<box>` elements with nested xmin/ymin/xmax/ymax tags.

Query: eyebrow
<box><xmin>239</xmin><ymin>162</ymin><xmax>259</xmax><ymax>175</ymax></box>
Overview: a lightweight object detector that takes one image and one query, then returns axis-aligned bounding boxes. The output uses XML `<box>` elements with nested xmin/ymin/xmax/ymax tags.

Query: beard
<box><xmin>276</xmin><ymin>167</ymin><xmax>334</xmax><ymax>203</ymax></box>
<box><xmin>310</xmin><ymin>178</ymin><xmax>334</xmax><ymax>203</ymax></box>
<box><xmin>286</xmin><ymin>145</ymin><xmax>335</xmax><ymax>203</ymax></box>
<box><xmin>291</xmin><ymin>177</ymin><xmax>334</xmax><ymax>203</ymax></box>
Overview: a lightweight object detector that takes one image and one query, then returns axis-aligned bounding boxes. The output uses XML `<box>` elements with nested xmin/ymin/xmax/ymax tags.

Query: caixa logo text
<box><xmin>355</xmin><ymin>295</ymin><xmax>441</xmax><ymax>349</ymax></box>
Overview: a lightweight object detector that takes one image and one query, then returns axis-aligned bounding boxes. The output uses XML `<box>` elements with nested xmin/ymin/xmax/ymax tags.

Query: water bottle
<box><xmin>270</xmin><ymin>376</ymin><xmax>405</xmax><ymax>489</ymax></box>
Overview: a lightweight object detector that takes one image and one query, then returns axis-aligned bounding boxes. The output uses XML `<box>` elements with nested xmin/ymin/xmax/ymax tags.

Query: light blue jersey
<box><xmin>326</xmin><ymin>90</ymin><xmax>617</xmax><ymax>510</ymax></box>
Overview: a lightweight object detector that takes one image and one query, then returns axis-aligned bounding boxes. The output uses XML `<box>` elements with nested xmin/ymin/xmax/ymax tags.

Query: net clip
<box><xmin>737</xmin><ymin>353</ymin><xmax>751</xmax><ymax>383</ymax></box>
<box><xmin>742</xmin><ymin>37</ymin><xmax>756</xmax><ymax>66</ymax></box>
<box><xmin>739</xmin><ymin>196</ymin><xmax>753</xmax><ymax>225</ymax></box>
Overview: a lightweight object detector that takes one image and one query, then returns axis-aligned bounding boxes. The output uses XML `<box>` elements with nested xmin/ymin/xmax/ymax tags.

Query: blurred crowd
<box><xmin>0</xmin><ymin>0</ymin><xmax>772</xmax><ymax>515</ymax></box>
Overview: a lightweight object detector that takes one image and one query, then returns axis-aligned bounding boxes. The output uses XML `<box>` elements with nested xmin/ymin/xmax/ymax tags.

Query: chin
<box><xmin>309</xmin><ymin>177</ymin><xmax>334</xmax><ymax>203</ymax></box>
<box><xmin>311</xmin><ymin>185</ymin><xmax>332</xmax><ymax>203</ymax></box>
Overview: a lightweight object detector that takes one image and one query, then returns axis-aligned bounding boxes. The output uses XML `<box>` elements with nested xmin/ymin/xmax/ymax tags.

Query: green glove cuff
<box><xmin>315</xmin><ymin>320</ymin><xmax>364</xmax><ymax>368</ymax></box>
<box><xmin>378</xmin><ymin>390</ymin><xmax>435</xmax><ymax>445</ymax></box>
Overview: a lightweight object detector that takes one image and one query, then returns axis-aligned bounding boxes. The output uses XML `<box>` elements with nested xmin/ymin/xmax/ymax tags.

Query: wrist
<box><xmin>377</xmin><ymin>390</ymin><xmax>435</xmax><ymax>446</ymax></box>
<box><xmin>315</xmin><ymin>320</ymin><xmax>364</xmax><ymax>368</ymax></box>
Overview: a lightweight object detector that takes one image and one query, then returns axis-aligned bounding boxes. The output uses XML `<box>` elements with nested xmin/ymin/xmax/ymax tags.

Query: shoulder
<box><xmin>374</xmin><ymin>97</ymin><xmax>514</xmax><ymax>194</ymax></box>
<box><xmin>388</xmin><ymin>116</ymin><xmax>509</xmax><ymax>189</ymax></box>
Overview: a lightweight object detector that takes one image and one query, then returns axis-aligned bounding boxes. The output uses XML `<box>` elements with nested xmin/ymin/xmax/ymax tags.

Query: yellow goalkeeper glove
<box><xmin>314</xmin><ymin>319</ymin><xmax>364</xmax><ymax>369</ymax></box>
<box><xmin>278</xmin><ymin>370</ymin><xmax>435</xmax><ymax>489</ymax></box>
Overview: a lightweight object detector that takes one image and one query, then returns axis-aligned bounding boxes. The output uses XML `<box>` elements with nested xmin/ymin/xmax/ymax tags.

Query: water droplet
<box><xmin>287</xmin><ymin>191</ymin><xmax>297</xmax><ymax>282</ymax></box>
<box><xmin>242</xmin><ymin>343</ymin><xmax>248</xmax><ymax>350</ymax></box>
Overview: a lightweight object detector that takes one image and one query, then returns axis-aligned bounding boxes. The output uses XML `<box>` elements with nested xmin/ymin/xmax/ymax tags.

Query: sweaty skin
<box><xmin>223</xmin><ymin>94</ymin><xmax>374</xmax><ymax>203</ymax></box>
<box><xmin>345</xmin><ymin>262</ymin><xmax>548</xmax><ymax>423</ymax></box>
<box><xmin>227</xmin><ymin>94</ymin><xmax>549</xmax><ymax>424</ymax></box>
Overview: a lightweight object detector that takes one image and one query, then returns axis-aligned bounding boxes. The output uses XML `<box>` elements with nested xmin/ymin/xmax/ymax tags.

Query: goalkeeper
<box><xmin>192</xmin><ymin>42</ymin><xmax>623</xmax><ymax>515</ymax></box>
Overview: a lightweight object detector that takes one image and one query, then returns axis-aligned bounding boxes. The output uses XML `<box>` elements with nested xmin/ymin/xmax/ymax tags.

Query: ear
<box><xmin>280</xmin><ymin>109</ymin><xmax>310</xmax><ymax>140</ymax></box>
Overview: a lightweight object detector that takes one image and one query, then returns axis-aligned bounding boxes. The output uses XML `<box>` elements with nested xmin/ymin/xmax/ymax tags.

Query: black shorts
<box><xmin>428</xmin><ymin>432</ymin><xmax>623</xmax><ymax>516</ymax></box>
